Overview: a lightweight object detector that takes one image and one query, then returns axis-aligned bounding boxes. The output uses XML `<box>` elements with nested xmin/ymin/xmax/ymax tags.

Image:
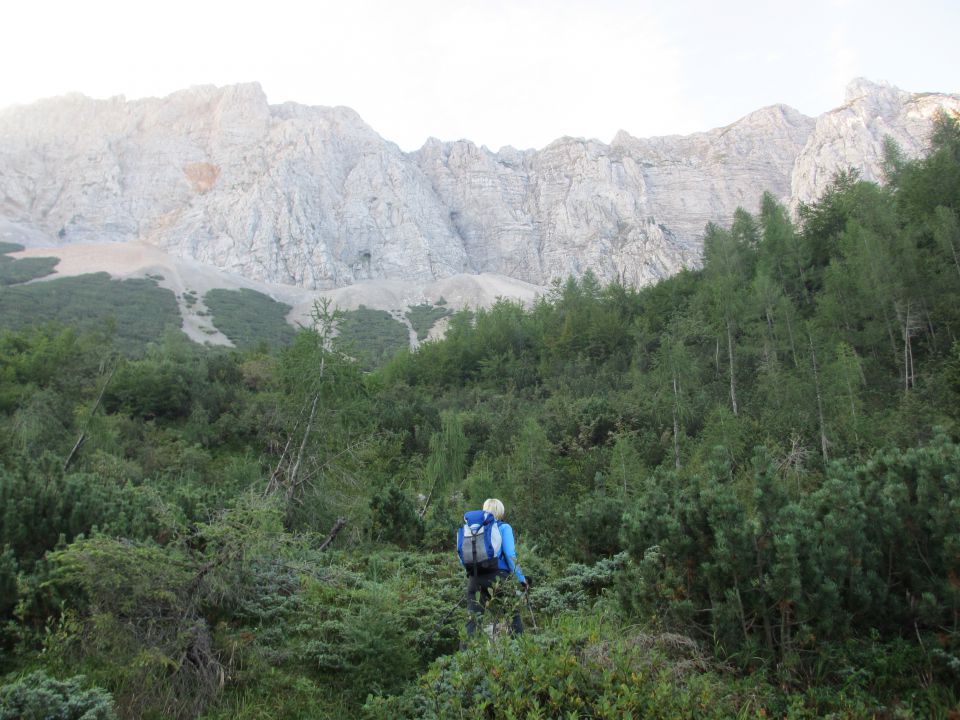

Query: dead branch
<box><xmin>63</xmin><ymin>365</ymin><xmax>116</xmax><ymax>471</ymax></box>
<box><xmin>318</xmin><ymin>517</ymin><xmax>347</xmax><ymax>551</ymax></box>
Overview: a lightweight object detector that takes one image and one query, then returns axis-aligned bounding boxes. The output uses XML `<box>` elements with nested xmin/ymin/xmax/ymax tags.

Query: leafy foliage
<box><xmin>0</xmin><ymin>463</ymin><xmax>179</xmax><ymax>568</ymax></box>
<box><xmin>366</xmin><ymin>617</ymin><xmax>800</xmax><ymax>719</ymax></box>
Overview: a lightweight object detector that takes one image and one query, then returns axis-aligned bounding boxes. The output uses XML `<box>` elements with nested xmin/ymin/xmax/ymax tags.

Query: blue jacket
<box><xmin>496</xmin><ymin>521</ymin><xmax>526</xmax><ymax>584</ymax></box>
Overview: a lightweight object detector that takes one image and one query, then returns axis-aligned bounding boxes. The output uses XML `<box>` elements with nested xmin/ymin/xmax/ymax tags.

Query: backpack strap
<box><xmin>470</xmin><ymin>533</ymin><xmax>479</xmax><ymax>577</ymax></box>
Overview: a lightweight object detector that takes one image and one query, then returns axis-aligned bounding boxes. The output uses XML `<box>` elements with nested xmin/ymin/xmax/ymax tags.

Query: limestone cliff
<box><xmin>790</xmin><ymin>79</ymin><xmax>960</xmax><ymax>210</ymax></box>
<box><xmin>1</xmin><ymin>78</ymin><xmax>956</xmax><ymax>289</ymax></box>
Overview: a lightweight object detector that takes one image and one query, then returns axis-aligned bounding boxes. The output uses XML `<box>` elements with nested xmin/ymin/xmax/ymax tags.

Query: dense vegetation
<box><xmin>1</xmin><ymin>116</ymin><xmax>959</xmax><ymax>718</ymax></box>
<box><xmin>336</xmin><ymin>305</ymin><xmax>409</xmax><ymax>369</ymax></box>
<box><xmin>0</xmin><ymin>272</ymin><xmax>181</xmax><ymax>355</ymax></box>
<box><xmin>0</xmin><ymin>242</ymin><xmax>59</xmax><ymax>286</ymax></box>
<box><xmin>204</xmin><ymin>287</ymin><xmax>297</xmax><ymax>350</ymax></box>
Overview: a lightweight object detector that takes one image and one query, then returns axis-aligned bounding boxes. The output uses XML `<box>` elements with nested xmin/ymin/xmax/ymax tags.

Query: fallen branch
<box><xmin>318</xmin><ymin>517</ymin><xmax>347</xmax><ymax>551</ymax></box>
<box><xmin>64</xmin><ymin>365</ymin><xmax>115</xmax><ymax>471</ymax></box>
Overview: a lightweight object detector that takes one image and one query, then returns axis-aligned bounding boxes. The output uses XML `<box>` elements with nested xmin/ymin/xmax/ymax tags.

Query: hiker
<box><xmin>458</xmin><ymin>498</ymin><xmax>529</xmax><ymax>637</ymax></box>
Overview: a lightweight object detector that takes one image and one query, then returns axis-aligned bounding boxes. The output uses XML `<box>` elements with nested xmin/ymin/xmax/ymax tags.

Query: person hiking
<box><xmin>458</xmin><ymin>498</ymin><xmax>529</xmax><ymax>638</ymax></box>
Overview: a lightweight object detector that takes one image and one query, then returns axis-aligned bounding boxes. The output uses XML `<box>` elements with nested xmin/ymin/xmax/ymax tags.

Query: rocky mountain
<box><xmin>1</xmin><ymin>79</ymin><xmax>957</xmax><ymax>291</ymax></box>
<box><xmin>790</xmin><ymin>78</ymin><xmax>959</xmax><ymax>210</ymax></box>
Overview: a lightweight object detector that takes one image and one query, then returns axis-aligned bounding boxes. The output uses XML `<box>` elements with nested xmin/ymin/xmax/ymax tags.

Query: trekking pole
<box><xmin>422</xmin><ymin>597</ymin><xmax>465</xmax><ymax>647</ymax></box>
<box><xmin>524</xmin><ymin>587</ymin><xmax>538</xmax><ymax>631</ymax></box>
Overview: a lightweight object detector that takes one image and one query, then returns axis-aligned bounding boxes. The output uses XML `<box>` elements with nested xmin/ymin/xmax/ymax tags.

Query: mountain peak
<box><xmin>844</xmin><ymin>77</ymin><xmax>898</xmax><ymax>104</ymax></box>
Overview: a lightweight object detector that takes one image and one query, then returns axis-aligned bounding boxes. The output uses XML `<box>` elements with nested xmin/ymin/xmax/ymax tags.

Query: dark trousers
<box><xmin>465</xmin><ymin>570</ymin><xmax>524</xmax><ymax>636</ymax></box>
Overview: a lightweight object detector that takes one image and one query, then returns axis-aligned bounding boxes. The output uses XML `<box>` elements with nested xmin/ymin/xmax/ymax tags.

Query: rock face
<box><xmin>790</xmin><ymin>79</ymin><xmax>960</xmax><ymax>210</ymax></box>
<box><xmin>1</xmin><ymin>79</ymin><xmax>957</xmax><ymax>289</ymax></box>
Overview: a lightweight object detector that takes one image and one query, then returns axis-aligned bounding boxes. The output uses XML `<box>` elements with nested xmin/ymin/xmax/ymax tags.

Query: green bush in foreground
<box><xmin>364</xmin><ymin>617</ymin><xmax>755</xmax><ymax>719</ymax></box>
<box><xmin>364</xmin><ymin>615</ymin><xmax>953</xmax><ymax>719</ymax></box>
<box><xmin>0</xmin><ymin>670</ymin><xmax>117</xmax><ymax>720</ymax></box>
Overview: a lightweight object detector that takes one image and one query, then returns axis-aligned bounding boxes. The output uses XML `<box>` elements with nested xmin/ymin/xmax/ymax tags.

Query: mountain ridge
<box><xmin>1</xmin><ymin>78</ymin><xmax>958</xmax><ymax>293</ymax></box>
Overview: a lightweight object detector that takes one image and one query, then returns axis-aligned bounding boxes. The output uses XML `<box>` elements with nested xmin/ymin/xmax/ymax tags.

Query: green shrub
<box><xmin>103</xmin><ymin>359</ymin><xmax>192</xmax><ymax>420</ymax></box>
<box><xmin>0</xmin><ymin>462</ymin><xmax>181</xmax><ymax>568</ymax></box>
<box><xmin>294</xmin><ymin>551</ymin><xmax>463</xmax><ymax>700</ymax></box>
<box><xmin>571</xmin><ymin>491</ymin><xmax>627</xmax><ymax>561</ymax></box>
<box><xmin>364</xmin><ymin>616</ymin><xmax>760</xmax><ymax>719</ymax></box>
<box><xmin>619</xmin><ymin>437</ymin><xmax>960</xmax><ymax>676</ymax></box>
<box><xmin>368</xmin><ymin>486</ymin><xmax>424</xmax><ymax>548</ymax></box>
<box><xmin>530</xmin><ymin>552</ymin><xmax>628</xmax><ymax>615</ymax></box>
<box><xmin>0</xmin><ymin>545</ymin><xmax>17</xmax><ymax>622</ymax></box>
<box><xmin>0</xmin><ymin>670</ymin><xmax>117</xmax><ymax>720</ymax></box>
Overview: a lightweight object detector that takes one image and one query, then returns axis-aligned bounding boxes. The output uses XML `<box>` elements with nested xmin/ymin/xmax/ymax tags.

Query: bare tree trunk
<box><xmin>764</xmin><ymin>308</ymin><xmax>776</xmax><ymax>365</ymax></box>
<box><xmin>726</xmin><ymin>318</ymin><xmax>739</xmax><ymax>417</ymax></box>
<box><xmin>286</xmin><ymin>392</ymin><xmax>321</xmax><ymax>507</ymax></box>
<box><xmin>897</xmin><ymin>300</ymin><xmax>920</xmax><ymax>393</ymax></box>
<box><xmin>946</xmin><ymin>234</ymin><xmax>960</xmax><ymax>282</ymax></box>
<box><xmin>808</xmin><ymin>328</ymin><xmax>829</xmax><ymax>464</ymax></box>
<box><xmin>265</xmin><ymin>414</ymin><xmax>302</xmax><ymax>496</ymax></box>
<box><xmin>754</xmin><ymin>536</ymin><xmax>775</xmax><ymax>655</ymax></box>
<box><xmin>844</xmin><ymin>375</ymin><xmax>861</xmax><ymax>449</ymax></box>
<box><xmin>904</xmin><ymin>332</ymin><xmax>912</xmax><ymax>392</ymax></box>
<box><xmin>883</xmin><ymin>310</ymin><xmax>900</xmax><ymax>376</ymax></box>
<box><xmin>419</xmin><ymin>477</ymin><xmax>439</xmax><ymax>519</ymax></box>
<box><xmin>784</xmin><ymin>311</ymin><xmax>799</xmax><ymax>368</ymax></box>
<box><xmin>780</xmin><ymin>601</ymin><xmax>792</xmax><ymax>664</ymax></box>
<box><xmin>672</xmin><ymin>375</ymin><xmax>681</xmax><ymax>469</ymax></box>
<box><xmin>924</xmin><ymin>308</ymin><xmax>937</xmax><ymax>351</ymax></box>
<box><xmin>269</xmin><ymin>337</ymin><xmax>328</xmax><ymax>502</ymax></box>
<box><xmin>732</xmin><ymin>575</ymin><xmax>750</xmax><ymax>647</ymax></box>
<box><xmin>902</xmin><ymin>303</ymin><xmax>911</xmax><ymax>393</ymax></box>
<box><xmin>774</xmin><ymin>259</ymin><xmax>801</xmax><ymax>366</ymax></box>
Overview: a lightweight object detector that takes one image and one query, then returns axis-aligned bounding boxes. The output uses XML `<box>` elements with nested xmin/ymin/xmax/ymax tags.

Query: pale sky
<box><xmin>3</xmin><ymin>0</ymin><xmax>957</xmax><ymax>151</ymax></box>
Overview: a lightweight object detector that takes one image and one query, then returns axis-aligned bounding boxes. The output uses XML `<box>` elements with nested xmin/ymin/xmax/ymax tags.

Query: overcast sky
<box><xmin>3</xmin><ymin>0</ymin><xmax>957</xmax><ymax>151</ymax></box>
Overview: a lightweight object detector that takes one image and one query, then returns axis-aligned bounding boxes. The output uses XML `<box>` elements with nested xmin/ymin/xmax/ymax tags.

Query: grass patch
<box><xmin>405</xmin><ymin>303</ymin><xmax>452</xmax><ymax>340</ymax></box>
<box><xmin>0</xmin><ymin>272</ymin><xmax>181</xmax><ymax>355</ymax></box>
<box><xmin>335</xmin><ymin>306</ymin><xmax>409</xmax><ymax>369</ymax></box>
<box><xmin>204</xmin><ymin>288</ymin><xmax>296</xmax><ymax>350</ymax></box>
